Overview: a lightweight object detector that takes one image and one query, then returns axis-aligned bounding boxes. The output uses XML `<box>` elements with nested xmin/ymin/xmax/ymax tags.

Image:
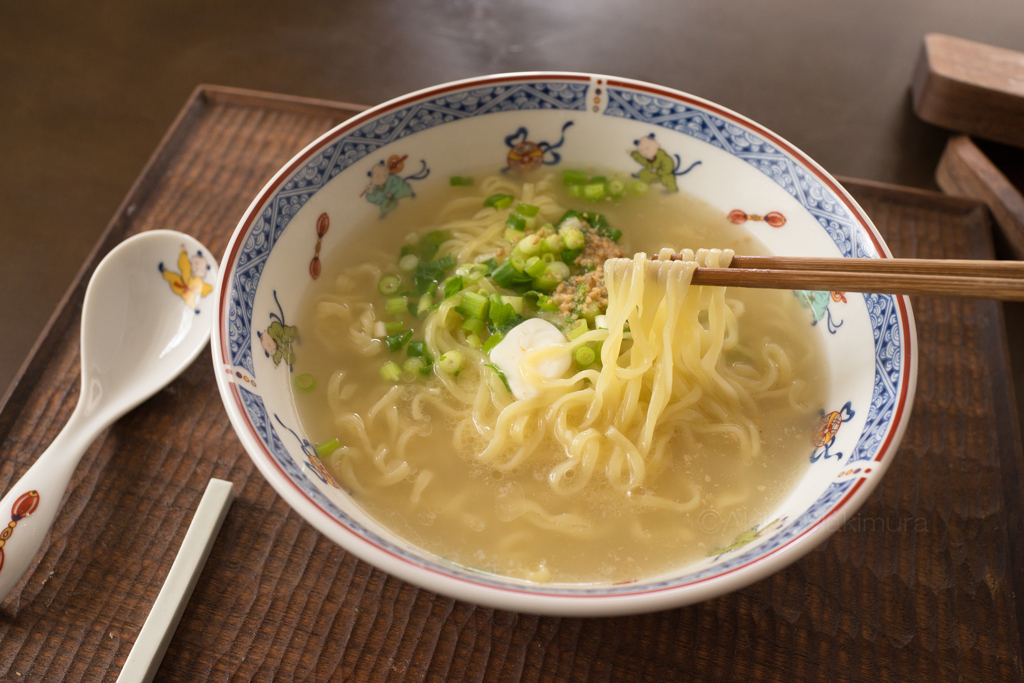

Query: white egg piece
<box><xmin>489</xmin><ymin>318</ymin><xmax>572</xmax><ymax>400</ymax></box>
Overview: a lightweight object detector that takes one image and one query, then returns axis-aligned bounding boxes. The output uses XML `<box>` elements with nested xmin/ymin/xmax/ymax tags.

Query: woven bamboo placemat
<box><xmin>0</xmin><ymin>86</ymin><xmax>1021</xmax><ymax>682</ymax></box>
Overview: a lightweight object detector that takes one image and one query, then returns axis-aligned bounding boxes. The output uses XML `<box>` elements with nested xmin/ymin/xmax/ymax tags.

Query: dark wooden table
<box><xmin>4</xmin><ymin>2</ymin><xmax>1024</xmax><ymax>680</ymax></box>
<box><xmin>1</xmin><ymin>85</ymin><xmax>1022</xmax><ymax>682</ymax></box>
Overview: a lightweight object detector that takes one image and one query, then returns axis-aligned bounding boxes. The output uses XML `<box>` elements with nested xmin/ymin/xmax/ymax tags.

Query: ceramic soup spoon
<box><xmin>0</xmin><ymin>230</ymin><xmax>218</xmax><ymax>600</ymax></box>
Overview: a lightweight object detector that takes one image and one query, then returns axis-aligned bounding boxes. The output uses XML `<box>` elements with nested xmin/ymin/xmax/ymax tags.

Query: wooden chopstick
<box><xmin>689</xmin><ymin>267</ymin><xmax>1024</xmax><ymax>300</ymax></box>
<box><xmin>727</xmin><ymin>255</ymin><xmax>1024</xmax><ymax>279</ymax></box>
<box><xmin>647</xmin><ymin>254</ymin><xmax>1024</xmax><ymax>300</ymax></box>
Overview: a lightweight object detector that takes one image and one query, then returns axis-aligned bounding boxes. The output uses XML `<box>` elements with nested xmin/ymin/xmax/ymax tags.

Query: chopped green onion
<box><xmin>462</xmin><ymin>316</ymin><xmax>487</xmax><ymax>336</ymax></box>
<box><xmin>546</xmin><ymin>261</ymin><xmax>571</xmax><ymax>280</ymax></box>
<box><xmin>589</xmin><ymin>176</ymin><xmax>607</xmax><ymax>184</ymax></box>
<box><xmin>506</xmin><ymin>214</ymin><xmax>526</xmax><ymax>231</ymax></box>
<box><xmin>568</xmin><ymin>319</ymin><xmax>589</xmax><ymax>340</ymax></box>
<box><xmin>607</xmin><ymin>179</ymin><xmax>626</xmax><ymax>197</ymax></box>
<box><xmin>294</xmin><ymin>373</ymin><xmax>315</xmax><ymax>392</ymax></box>
<box><xmin>524</xmin><ymin>256</ymin><xmax>547</xmax><ymax>278</ymax></box>
<box><xmin>398</xmin><ymin>254</ymin><xmax>419</xmax><ymax>272</ymax></box>
<box><xmin>521</xmin><ymin>216</ymin><xmax>537</xmax><ymax>232</ymax></box>
<box><xmin>583</xmin><ymin>183</ymin><xmax>605</xmax><ymax>201</ymax></box>
<box><xmin>608</xmin><ymin>228</ymin><xmax>623</xmax><ymax>242</ymax></box>
<box><xmin>574</xmin><ymin>345</ymin><xmax>596</xmax><ymax>367</ymax></box>
<box><xmin>481</xmin><ymin>330</ymin><xmax>504</xmax><ymax>353</ymax></box>
<box><xmin>532</xmin><ymin>273</ymin><xmax>560</xmax><ymax>291</ymax></box>
<box><xmin>501</xmin><ymin>296</ymin><xmax>524</xmax><ymax>315</ymax></box>
<box><xmin>562</xmin><ymin>170</ymin><xmax>588</xmax><ymax>186</ymax></box>
<box><xmin>561</xmin><ymin>248</ymin><xmax>582</xmax><ymax>265</ymax></box>
<box><xmin>465</xmin><ymin>333</ymin><xmax>483</xmax><ymax>350</ymax></box>
<box><xmin>385</xmin><ymin>330</ymin><xmax>413</xmax><ymax>351</ymax></box>
<box><xmin>490</xmin><ymin>259</ymin><xmax>534</xmax><ymax>290</ymax></box>
<box><xmin>449</xmin><ymin>175</ymin><xmax>474</xmax><ymax>186</ymax></box>
<box><xmin>403</xmin><ymin>357</ymin><xmax>430</xmax><ymax>376</ymax></box>
<box><xmin>455</xmin><ymin>291</ymin><xmax>489</xmax><ymax>320</ymax></box>
<box><xmin>380</xmin><ymin>361</ymin><xmax>402</xmax><ymax>382</ymax></box>
<box><xmin>632</xmin><ymin>180</ymin><xmax>649</xmax><ymax>195</ymax></box>
<box><xmin>568</xmin><ymin>185</ymin><xmax>585</xmax><ymax>198</ymax></box>
<box><xmin>443</xmin><ymin>275</ymin><xmax>464</xmax><ymax>300</ymax></box>
<box><xmin>413</xmin><ymin>253</ymin><xmax>457</xmax><ymax>295</ymax></box>
<box><xmin>541</xmin><ymin>234</ymin><xmax>563</xmax><ymax>253</ymax></box>
<box><xmin>416</xmin><ymin>291</ymin><xmax>434</xmax><ymax>318</ymax></box>
<box><xmin>505</xmin><ymin>228</ymin><xmax>525</xmax><ymax>244</ymax></box>
<box><xmin>385</xmin><ymin>321</ymin><xmax>405</xmax><ymax>335</ymax></box>
<box><xmin>484</xmin><ymin>193</ymin><xmax>514</xmax><ymax>209</ymax></box>
<box><xmin>515</xmin><ymin>202</ymin><xmax>540</xmax><ymax>217</ymax></box>
<box><xmin>378</xmin><ymin>274</ymin><xmax>402</xmax><ymax>295</ymax></box>
<box><xmin>510</xmin><ymin>254</ymin><xmax>526</xmax><ymax>272</ymax></box>
<box><xmin>541</xmin><ymin>253</ymin><xmax>555</xmax><ymax>263</ymax></box>
<box><xmin>536</xmin><ymin>294</ymin><xmax>558</xmax><ymax>312</ymax></box>
<box><xmin>594</xmin><ymin>314</ymin><xmax>609</xmax><ymax>329</ymax></box>
<box><xmin>407</xmin><ymin>340</ymin><xmax>428</xmax><ymax>357</ymax></box>
<box><xmin>316</xmin><ymin>438</ymin><xmax>340</xmax><ymax>458</ymax></box>
<box><xmin>439</xmin><ymin>350</ymin><xmax>465</xmax><ymax>374</ymax></box>
<box><xmin>560</xmin><ymin>226</ymin><xmax>585</xmax><ymax>250</ymax></box>
<box><xmin>386</xmin><ymin>296</ymin><xmax>408</xmax><ymax>315</ymax></box>
<box><xmin>515</xmin><ymin>235</ymin><xmax>541</xmax><ymax>256</ymax></box>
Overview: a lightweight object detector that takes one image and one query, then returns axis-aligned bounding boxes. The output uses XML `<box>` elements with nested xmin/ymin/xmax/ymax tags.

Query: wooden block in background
<box><xmin>912</xmin><ymin>33</ymin><xmax>1024</xmax><ymax>149</ymax></box>
<box><xmin>936</xmin><ymin>135</ymin><xmax>1024</xmax><ymax>259</ymax></box>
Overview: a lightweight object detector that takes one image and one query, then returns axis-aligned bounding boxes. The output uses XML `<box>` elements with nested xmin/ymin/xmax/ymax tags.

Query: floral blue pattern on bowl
<box><xmin>212</xmin><ymin>73</ymin><xmax>916</xmax><ymax>615</ymax></box>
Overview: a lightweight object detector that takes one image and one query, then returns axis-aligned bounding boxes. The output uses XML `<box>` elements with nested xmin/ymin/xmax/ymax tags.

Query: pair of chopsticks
<box><xmin>652</xmin><ymin>254</ymin><xmax>1024</xmax><ymax>301</ymax></box>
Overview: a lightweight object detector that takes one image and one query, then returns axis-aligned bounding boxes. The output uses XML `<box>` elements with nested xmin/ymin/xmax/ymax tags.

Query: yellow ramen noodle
<box><xmin>291</xmin><ymin>172</ymin><xmax>826</xmax><ymax>584</ymax></box>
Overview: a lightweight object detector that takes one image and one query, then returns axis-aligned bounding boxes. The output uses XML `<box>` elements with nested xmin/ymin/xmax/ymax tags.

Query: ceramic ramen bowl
<box><xmin>211</xmin><ymin>73</ymin><xmax>917</xmax><ymax>617</ymax></box>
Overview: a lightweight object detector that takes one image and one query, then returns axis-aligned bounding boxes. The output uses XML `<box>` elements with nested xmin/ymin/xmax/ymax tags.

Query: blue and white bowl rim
<box><xmin>211</xmin><ymin>72</ymin><xmax>916</xmax><ymax>612</ymax></box>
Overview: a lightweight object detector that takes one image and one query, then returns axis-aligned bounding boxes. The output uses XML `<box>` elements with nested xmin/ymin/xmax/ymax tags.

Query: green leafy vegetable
<box><xmin>407</xmin><ymin>341</ymin><xmax>428</xmax><ymax>357</ymax></box>
<box><xmin>481</xmin><ymin>329</ymin><xmax>505</xmax><ymax>353</ymax></box>
<box><xmin>484</xmin><ymin>364</ymin><xmax>512</xmax><ymax>392</ymax></box>
<box><xmin>489</xmin><ymin>298</ymin><xmax>518</xmax><ymax>328</ymax></box>
<box><xmin>443</xmin><ymin>275</ymin><xmax>464</xmax><ymax>300</ymax></box>
<box><xmin>401</xmin><ymin>230</ymin><xmax>451</xmax><ymax>262</ymax></box>
<box><xmin>488</xmin><ymin>314</ymin><xmax>526</xmax><ymax>337</ymax></box>
<box><xmin>385</xmin><ymin>330</ymin><xmax>413</xmax><ymax>352</ymax></box>
<box><xmin>414</xmin><ymin>253</ymin><xmax>456</xmax><ymax>295</ymax></box>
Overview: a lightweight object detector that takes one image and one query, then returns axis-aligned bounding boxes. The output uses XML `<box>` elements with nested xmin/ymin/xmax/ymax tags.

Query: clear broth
<box><xmin>291</xmin><ymin>172</ymin><xmax>826</xmax><ymax>584</ymax></box>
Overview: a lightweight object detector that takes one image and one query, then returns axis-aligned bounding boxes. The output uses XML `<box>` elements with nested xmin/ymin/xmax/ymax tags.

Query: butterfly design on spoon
<box><xmin>159</xmin><ymin>248</ymin><xmax>214</xmax><ymax>313</ymax></box>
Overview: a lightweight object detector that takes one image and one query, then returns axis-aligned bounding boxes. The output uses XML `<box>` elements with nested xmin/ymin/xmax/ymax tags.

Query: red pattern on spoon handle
<box><xmin>0</xmin><ymin>491</ymin><xmax>40</xmax><ymax>574</ymax></box>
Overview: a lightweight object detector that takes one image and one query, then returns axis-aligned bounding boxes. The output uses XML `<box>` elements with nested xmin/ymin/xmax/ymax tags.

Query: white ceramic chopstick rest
<box><xmin>116</xmin><ymin>479</ymin><xmax>234</xmax><ymax>683</ymax></box>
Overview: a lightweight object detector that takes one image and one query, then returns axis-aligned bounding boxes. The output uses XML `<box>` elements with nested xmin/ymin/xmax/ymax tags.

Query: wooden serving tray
<box><xmin>1</xmin><ymin>86</ymin><xmax>1023</xmax><ymax>682</ymax></box>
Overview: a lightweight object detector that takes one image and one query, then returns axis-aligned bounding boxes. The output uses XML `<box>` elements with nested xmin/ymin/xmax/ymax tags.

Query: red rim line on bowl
<box><xmin>213</xmin><ymin>72</ymin><xmax>916</xmax><ymax>605</ymax></box>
